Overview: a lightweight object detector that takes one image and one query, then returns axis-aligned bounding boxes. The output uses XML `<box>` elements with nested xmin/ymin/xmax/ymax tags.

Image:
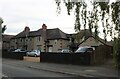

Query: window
<box><xmin>12</xmin><ymin>39</ymin><xmax>15</xmax><ymax>42</ymax></box>
<box><xmin>25</xmin><ymin>38</ymin><xmax>28</xmax><ymax>42</ymax></box>
<box><xmin>39</xmin><ymin>36</ymin><xmax>40</xmax><ymax>41</ymax></box>
<box><xmin>55</xmin><ymin>40</ymin><xmax>57</xmax><ymax>44</ymax></box>
<box><xmin>37</xmin><ymin>36</ymin><xmax>40</xmax><ymax>41</ymax></box>
<box><xmin>69</xmin><ymin>38</ymin><xmax>72</xmax><ymax>43</ymax></box>
<box><xmin>37</xmin><ymin>45</ymin><xmax>41</xmax><ymax>51</ymax></box>
<box><xmin>29</xmin><ymin>38</ymin><xmax>32</xmax><ymax>41</ymax></box>
<box><xmin>20</xmin><ymin>38</ymin><xmax>22</xmax><ymax>42</ymax></box>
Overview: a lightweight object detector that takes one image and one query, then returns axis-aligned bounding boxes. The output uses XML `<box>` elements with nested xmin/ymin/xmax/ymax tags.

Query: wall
<box><xmin>27</xmin><ymin>37</ymin><xmax>35</xmax><ymax>51</ymax></box>
<box><xmin>10</xmin><ymin>39</ymin><xmax>16</xmax><ymax>49</ymax></box>
<box><xmin>48</xmin><ymin>39</ymin><xmax>69</xmax><ymax>52</ymax></box>
<box><xmin>33</xmin><ymin>36</ymin><xmax>43</xmax><ymax>51</ymax></box>
<box><xmin>10</xmin><ymin>37</ymin><xmax>70</xmax><ymax>52</ymax></box>
<box><xmin>2</xmin><ymin>42</ymin><xmax>10</xmax><ymax>50</ymax></box>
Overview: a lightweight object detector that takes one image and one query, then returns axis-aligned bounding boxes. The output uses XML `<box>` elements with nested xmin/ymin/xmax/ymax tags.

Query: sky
<box><xmin>0</xmin><ymin>0</ymin><xmax>114</xmax><ymax>41</ymax></box>
<box><xmin>1</xmin><ymin>0</ymin><xmax>76</xmax><ymax>35</ymax></box>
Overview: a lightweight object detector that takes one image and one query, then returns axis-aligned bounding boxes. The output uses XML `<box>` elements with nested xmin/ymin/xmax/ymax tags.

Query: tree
<box><xmin>0</xmin><ymin>17</ymin><xmax>3</xmax><ymax>41</ymax></box>
<box><xmin>2</xmin><ymin>25</ymin><xmax>6</xmax><ymax>33</ymax></box>
<box><xmin>55</xmin><ymin>0</ymin><xmax>102</xmax><ymax>40</ymax></box>
<box><xmin>99</xmin><ymin>1</ymin><xmax>120</xmax><ymax>69</ymax></box>
<box><xmin>111</xmin><ymin>1</ymin><xmax>120</xmax><ymax>68</ymax></box>
<box><xmin>0</xmin><ymin>17</ymin><xmax>3</xmax><ymax>33</ymax></box>
<box><xmin>55</xmin><ymin>0</ymin><xmax>120</xmax><ymax>68</ymax></box>
<box><xmin>0</xmin><ymin>17</ymin><xmax>6</xmax><ymax>34</ymax></box>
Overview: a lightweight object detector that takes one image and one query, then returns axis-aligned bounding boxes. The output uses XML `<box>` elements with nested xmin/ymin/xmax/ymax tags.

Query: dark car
<box><xmin>12</xmin><ymin>49</ymin><xmax>27</xmax><ymax>52</ymax></box>
<box><xmin>12</xmin><ymin>49</ymin><xmax>27</xmax><ymax>56</ymax></box>
<box><xmin>8</xmin><ymin>48</ymin><xmax>16</xmax><ymax>52</ymax></box>
<box><xmin>75</xmin><ymin>47</ymin><xmax>94</xmax><ymax>53</ymax></box>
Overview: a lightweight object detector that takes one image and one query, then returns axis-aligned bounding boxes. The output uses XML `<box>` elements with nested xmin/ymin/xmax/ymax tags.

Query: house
<box><xmin>74</xmin><ymin>29</ymin><xmax>92</xmax><ymax>43</ymax></box>
<box><xmin>2</xmin><ymin>34</ymin><xmax>14</xmax><ymax>50</ymax></box>
<box><xmin>79</xmin><ymin>36</ymin><xmax>112</xmax><ymax>47</ymax></box>
<box><xmin>10</xmin><ymin>24</ymin><xmax>71</xmax><ymax>52</ymax></box>
<box><xmin>79</xmin><ymin>35</ymin><xmax>113</xmax><ymax>64</ymax></box>
<box><xmin>68</xmin><ymin>29</ymin><xmax>92</xmax><ymax>52</ymax></box>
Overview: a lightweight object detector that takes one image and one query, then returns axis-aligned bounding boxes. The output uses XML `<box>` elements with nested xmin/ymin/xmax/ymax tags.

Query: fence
<box><xmin>2</xmin><ymin>45</ymin><xmax>113</xmax><ymax>65</ymax></box>
<box><xmin>40</xmin><ymin>45</ymin><xmax>113</xmax><ymax>65</ymax></box>
<box><xmin>40</xmin><ymin>52</ymin><xmax>91</xmax><ymax>65</ymax></box>
<box><xmin>91</xmin><ymin>45</ymin><xmax>113</xmax><ymax>65</ymax></box>
<box><xmin>2</xmin><ymin>50</ymin><xmax>25</xmax><ymax>60</ymax></box>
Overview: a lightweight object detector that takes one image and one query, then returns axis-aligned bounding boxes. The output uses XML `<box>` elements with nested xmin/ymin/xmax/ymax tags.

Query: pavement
<box><xmin>3</xmin><ymin>58</ymin><xmax>120</xmax><ymax>77</ymax></box>
<box><xmin>23</xmin><ymin>59</ymin><xmax>119</xmax><ymax>77</ymax></box>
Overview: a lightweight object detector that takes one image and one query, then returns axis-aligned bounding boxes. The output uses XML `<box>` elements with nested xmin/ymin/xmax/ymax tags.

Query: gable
<box><xmin>79</xmin><ymin>37</ymin><xmax>104</xmax><ymax>47</ymax></box>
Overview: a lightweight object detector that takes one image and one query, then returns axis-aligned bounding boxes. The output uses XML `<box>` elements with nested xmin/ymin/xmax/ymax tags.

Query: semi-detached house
<box><xmin>10</xmin><ymin>24</ymin><xmax>71</xmax><ymax>52</ymax></box>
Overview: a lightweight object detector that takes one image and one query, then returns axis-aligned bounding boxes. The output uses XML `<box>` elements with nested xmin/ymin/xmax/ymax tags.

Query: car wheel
<box><xmin>34</xmin><ymin>54</ymin><xmax>37</xmax><ymax>57</ymax></box>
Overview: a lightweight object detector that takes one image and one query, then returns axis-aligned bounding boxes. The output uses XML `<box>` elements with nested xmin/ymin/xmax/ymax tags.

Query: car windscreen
<box><xmin>75</xmin><ymin>48</ymin><xmax>87</xmax><ymax>52</ymax></box>
<box><xmin>87</xmin><ymin>48</ymin><xmax>93</xmax><ymax>52</ymax></box>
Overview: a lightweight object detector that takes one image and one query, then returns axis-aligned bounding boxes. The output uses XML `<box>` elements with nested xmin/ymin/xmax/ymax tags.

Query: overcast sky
<box><xmin>1</xmin><ymin>0</ymin><xmax>75</xmax><ymax>35</ymax></box>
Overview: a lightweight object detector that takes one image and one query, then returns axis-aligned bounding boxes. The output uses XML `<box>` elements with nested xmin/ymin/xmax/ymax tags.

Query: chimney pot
<box><xmin>24</xmin><ymin>26</ymin><xmax>30</xmax><ymax>32</ymax></box>
<box><xmin>42</xmin><ymin>24</ymin><xmax>47</xmax><ymax>30</ymax></box>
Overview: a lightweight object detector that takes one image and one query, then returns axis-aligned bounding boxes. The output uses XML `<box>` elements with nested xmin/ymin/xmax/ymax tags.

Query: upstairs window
<box><xmin>37</xmin><ymin>36</ymin><xmax>40</xmax><ymax>41</ymax></box>
<box><xmin>55</xmin><ymin>40</ymin><xmax>57</xmax><ymax>44</ymax></box>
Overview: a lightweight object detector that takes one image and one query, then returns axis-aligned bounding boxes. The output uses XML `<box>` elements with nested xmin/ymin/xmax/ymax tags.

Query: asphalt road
<box><xmin>2</xmin><ymin>60</ymin><xmax>75</xmax><ymax>77</ymax></box>
<box><xmin>2</xmin><ymin>59</ymin><xmax>117</xmax><ymax>79</ymax></box>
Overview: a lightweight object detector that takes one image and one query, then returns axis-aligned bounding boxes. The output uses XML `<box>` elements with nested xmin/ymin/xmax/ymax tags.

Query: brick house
<box><xmin>2</xmin><ymin>34</ymin><xmax>14</xmax><ymax>50</ymax></box>
<box><xmin>10</xmin><ymin>24</ymin><xmax>71</xmax><ymax>52</ymax></box>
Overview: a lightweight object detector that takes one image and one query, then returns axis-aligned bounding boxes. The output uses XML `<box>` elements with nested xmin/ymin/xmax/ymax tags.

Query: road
<box><xmin>2</xmin><ymin>59</ymin><xmax>75</xmax><ymax>78</ymax></box>
<box><xmin>2</xmin><ymin>59</ymin><xmax>116</xmax><ymax>79</ymax></box>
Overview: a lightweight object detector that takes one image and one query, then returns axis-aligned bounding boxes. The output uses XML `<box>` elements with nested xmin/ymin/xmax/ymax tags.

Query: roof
<box><xmin>12</xmin><ymin>28</ymin><xmax>69</xmax><ymax>40</ymax></box>
<box><xmin>105</xmin><ymin>41</ymin><xmax>113</xmax><ymax>46</ymax></box>
<box><xmin>77</xmin><ymin>29</ymin><xmax>92</xmax><ymax>39</ymax></box>
<box><xmin>46</xmin><ymin>28</ymin><xmax>69</xmax><ymax>40</ymax></box>
<box><xmin>28</xmin><ymin>29</ymin><xmax>42</xmax><ymax>37</ymax></box>
<box><xmin>12</xmin><ymin>29</ymin><xmax>42</xmax><ymax>39</ymax></box>
<box><xmin>67</xmin><ymin>29</ymin><xmax>92</xmax><ymax>39</ymax></box>
<box><xmin>79</xmin><ymin>36</ymin><xmax>112</xmax><ymax>46</ymax></box>
<box><xmin>2</xmin><ymin>34</ymin><xmax>14</xmax><ymax>42</ymax></box>
<box><xmin>13</xmin><ymin>31</ymin><xmax>29</xmax><ymax>38</ymax></box>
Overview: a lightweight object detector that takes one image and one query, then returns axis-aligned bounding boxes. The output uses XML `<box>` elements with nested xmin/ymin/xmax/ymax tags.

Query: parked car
<box><xmin>61</xmin><ymin>49</ymin><xmax>73</xmax><ymax>53</ymax></box>
<box><xmin>26</xmin><ymin>50</ymin><xmax>40</xmax><ymax>57</ymax></box>
<box><xmin>75</xmin><ymin>46</ymin><xmax>94</xmax><ymax>53</ymax></box>
<box><xmin>7</xmin><ymin>48</ymin><xmax>16</xmax><ymax>52</ymax></box>
<box><xmin>13</xmin><ymin>49</ymin><xmax>27</xmax><ymax>52</ymax></box>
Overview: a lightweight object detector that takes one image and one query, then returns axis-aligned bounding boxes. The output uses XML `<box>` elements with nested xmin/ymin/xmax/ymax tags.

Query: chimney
<box><xmin>24</xmin><ymin>26</ymin><xmax>30</xmax><ymax>32</ymax></box>
<box><xmin>42</xmin><ymin>24</ymin><xmax>47</xmax><ymax>31</ymax></box>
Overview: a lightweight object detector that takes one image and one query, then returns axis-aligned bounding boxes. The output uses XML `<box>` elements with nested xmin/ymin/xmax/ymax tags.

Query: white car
<box><xmin>26</xmin><ymin>50</ymin><xmax>40</xmax><ymax>57</ymax></box>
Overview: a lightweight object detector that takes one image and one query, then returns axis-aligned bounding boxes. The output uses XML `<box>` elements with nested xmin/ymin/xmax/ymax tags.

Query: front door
<box><xmin>48</xmin><ymin>47</ymin><xmax>52</xmax><ymax>52</ymax></box>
